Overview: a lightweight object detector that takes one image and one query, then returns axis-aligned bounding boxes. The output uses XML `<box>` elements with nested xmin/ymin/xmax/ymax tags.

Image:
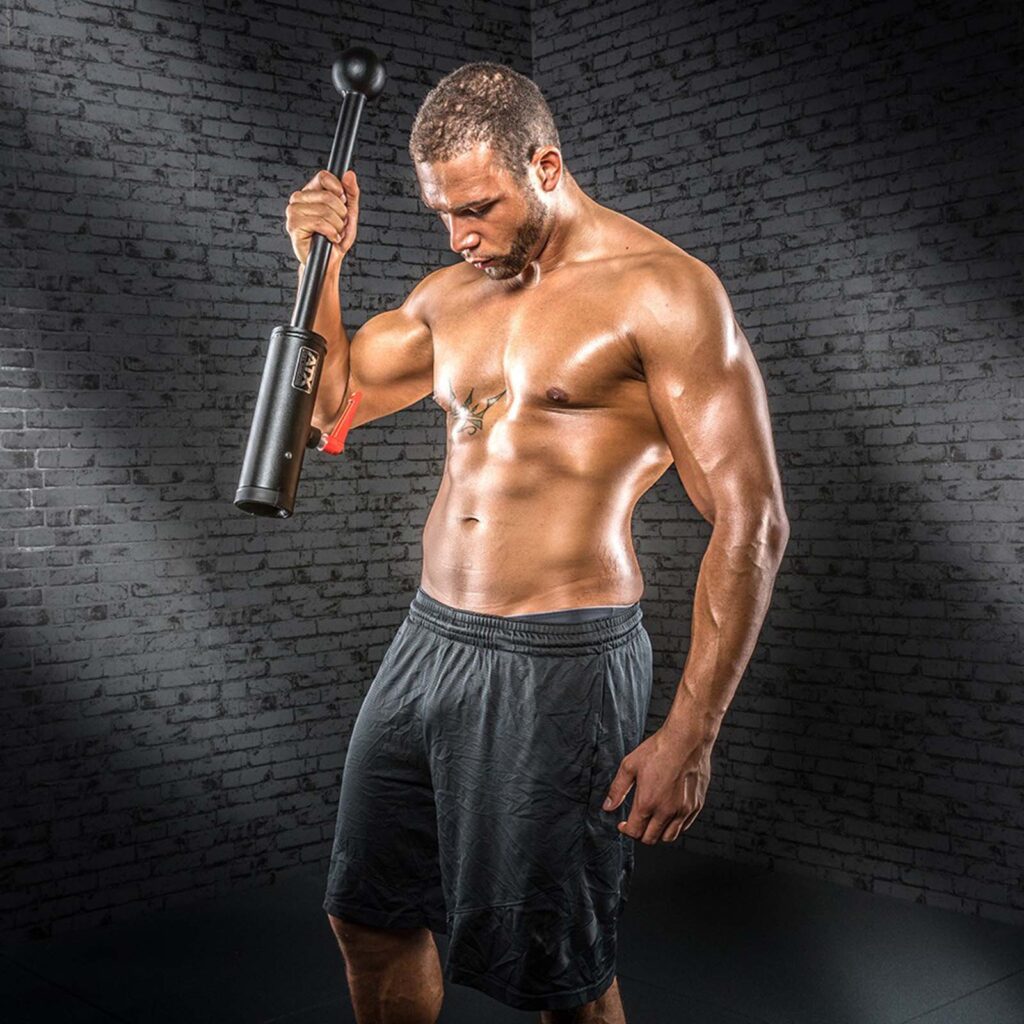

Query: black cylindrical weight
<box><xmin>234</xmin><ymin>325</ymin><xmax>327</xmax><ymax>518</ymax></box>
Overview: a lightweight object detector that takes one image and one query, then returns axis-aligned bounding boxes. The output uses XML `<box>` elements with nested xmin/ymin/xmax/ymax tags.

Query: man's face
<box><xmin>416</xmin><ymin>141</ymin><xmax>551</xmax><ymax>281</ymax></box>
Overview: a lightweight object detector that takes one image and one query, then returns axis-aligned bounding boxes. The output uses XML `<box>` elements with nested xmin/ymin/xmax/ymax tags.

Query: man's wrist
<box><xmin>664</xmin><ymin>689</ymin><xmax>726</xmax><ymax>745</ymax></box>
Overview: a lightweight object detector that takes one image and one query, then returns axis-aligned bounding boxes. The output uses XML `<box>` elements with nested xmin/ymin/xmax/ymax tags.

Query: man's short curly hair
<box><xmin>408</xmin><ymin>62</ymin><xmax>561</xmax><ymax>184</ymax></box>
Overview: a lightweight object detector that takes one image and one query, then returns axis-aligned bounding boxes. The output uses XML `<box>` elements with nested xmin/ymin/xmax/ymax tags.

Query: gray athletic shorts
<box><xmin>322</xmin><ymin>586</ymin><xmax>653</xmax><ymax>1011</ymax></box>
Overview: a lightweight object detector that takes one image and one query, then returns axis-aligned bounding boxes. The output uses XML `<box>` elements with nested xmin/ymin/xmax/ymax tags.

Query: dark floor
<box><xmin>3</xmin><ymin>844</ymin><xmax>1023</xmax><ymax>1024</ymax></box>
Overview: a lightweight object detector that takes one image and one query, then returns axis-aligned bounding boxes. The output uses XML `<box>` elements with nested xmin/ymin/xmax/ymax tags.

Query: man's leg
<box><xmin>539</xmin><ymin>976</ymin><xmax>626</xmax><ymax>1023</ymax></box>
<box><xmin>328</xmin><ymin>913</ymin><xmax>444</xmax><ymax>1024</ymax></box>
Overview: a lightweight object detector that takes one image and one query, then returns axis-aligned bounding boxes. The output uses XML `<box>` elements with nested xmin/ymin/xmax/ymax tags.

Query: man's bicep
<box><xmin>638</xmin><ymin>261</ymin><xmax>786</xmax><ymax>527</ymax></box>
<box><xmin>345</xmin><ymin>293</ymin><xmax>434</xmax><ymax>429</ymax></box>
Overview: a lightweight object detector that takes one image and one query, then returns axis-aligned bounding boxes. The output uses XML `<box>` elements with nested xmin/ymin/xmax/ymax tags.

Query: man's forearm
<box><xmin>665</xmin><ymin>509</ymin><xmax>789</xmax><ymax>744</ymax></box>
<box><xmin>299</xmin><ymin>260</ymin><xmax>351</xmax><ymax>432</ymax></box>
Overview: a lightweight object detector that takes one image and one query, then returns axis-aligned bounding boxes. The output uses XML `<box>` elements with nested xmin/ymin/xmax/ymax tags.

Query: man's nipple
<box><xmin>546</xmin><ymin>386</ymin><xmax>569</xmax><ymax>403</ymax></box>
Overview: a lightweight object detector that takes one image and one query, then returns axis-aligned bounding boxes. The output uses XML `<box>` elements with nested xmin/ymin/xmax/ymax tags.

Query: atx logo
<box><xmin>292</xmin><ymin>346</ymin><xmax>320</xmax><ymax>394</ymax></box>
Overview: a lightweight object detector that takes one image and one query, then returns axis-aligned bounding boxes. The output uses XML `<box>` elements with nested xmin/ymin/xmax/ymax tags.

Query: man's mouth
<box><xmin>471</xmin><ymin>258</ymin><xmax>495</xmax><ymax>268</ymax></box>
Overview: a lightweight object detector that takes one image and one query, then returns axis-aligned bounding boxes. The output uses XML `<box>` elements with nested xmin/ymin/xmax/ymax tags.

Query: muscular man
<box><xmin>287</xmin><ymin>63</ymin><xmax>789</xmax><ymax>1022</ymax></box>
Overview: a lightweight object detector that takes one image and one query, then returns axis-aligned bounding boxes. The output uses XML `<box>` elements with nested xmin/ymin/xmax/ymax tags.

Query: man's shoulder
<box><xmin>628</xmin><ymin>244</ymin><xmax>722</xmax><ymax>301</ymax></box>
<box><xmin>401</xmin><ymin>263</ymin><xmax>459</xmax><ymax>325</ymax></box>
<box><xmin>403</xmin><ymin>262</ymin><xmax>468</xmax><ymax>321</ymax></box>
<box><xmin>623</xmin><ymin>244</ymin><xmax>735</xmax><ymax>358</ymax></box>
<box><xmin>582</xmin><ymin>211</ymin><xmax>722</xmax><ymax>319</ymax></box>
<box><xmin>605</xmin><ymin>197</ymin><xmax>731</xmax><ymax>298</ymax></box>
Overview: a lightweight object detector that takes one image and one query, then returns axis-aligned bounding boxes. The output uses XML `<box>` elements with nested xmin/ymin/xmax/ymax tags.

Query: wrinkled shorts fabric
<box><xmin>322</xmin><ymin>586</ymin><xmax>653</xmax><ymax>1011</ymax></box>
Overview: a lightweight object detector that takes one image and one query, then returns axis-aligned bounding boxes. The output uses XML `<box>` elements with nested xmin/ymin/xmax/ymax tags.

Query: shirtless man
<box><xmin>286</xmin><ymin>64</ymin><xmax>788</xmax><ymax>1023</ymax></box>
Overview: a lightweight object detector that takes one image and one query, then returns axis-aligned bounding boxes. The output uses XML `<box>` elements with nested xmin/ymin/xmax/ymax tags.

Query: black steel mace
<box><xmin>234</xmin><ymin>46</ymin><xmax>386</xmax><ymax>518</ymax></box>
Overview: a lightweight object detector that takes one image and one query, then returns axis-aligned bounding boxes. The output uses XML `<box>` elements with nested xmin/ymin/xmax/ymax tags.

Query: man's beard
<box><xmin>485</xmin><ymin>183</ymin><xmax>549</xmax><ymax>279</ymax></box>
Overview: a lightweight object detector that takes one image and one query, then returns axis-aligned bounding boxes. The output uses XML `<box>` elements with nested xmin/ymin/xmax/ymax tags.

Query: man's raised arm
<box><xmin>305</xmin><ymin>264</ymin><xmax>434</xmax><ymax>437</ymax></box>
<box><xmin>286</xmin><ymin>169</ymin><xmax>434</xmax><ymax>440</ymax></box>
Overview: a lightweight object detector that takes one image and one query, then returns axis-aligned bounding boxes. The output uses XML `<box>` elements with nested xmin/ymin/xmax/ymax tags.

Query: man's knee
<box><xmin>326</xmin><ymin>912</ymin><xmax>430</xmax><ymax>967</ymax></box>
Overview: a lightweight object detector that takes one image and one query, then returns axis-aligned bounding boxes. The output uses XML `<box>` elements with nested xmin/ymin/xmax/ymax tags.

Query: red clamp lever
<box><xmin>317</xmin><ymin>390</ymin><xmax>363</xmax><ymax>454</ymax></box>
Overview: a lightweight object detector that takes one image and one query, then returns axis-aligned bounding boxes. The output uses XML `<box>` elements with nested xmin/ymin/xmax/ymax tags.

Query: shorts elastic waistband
<box><xmin>407</xmin><ymin>587</ymin><xmax>644</xmax><ymax>655</ymax></box>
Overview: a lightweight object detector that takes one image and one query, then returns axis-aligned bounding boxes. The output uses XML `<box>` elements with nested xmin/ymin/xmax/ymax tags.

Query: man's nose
<box><xmin>449</xmin><ymin>220</ymin><xmax>478</xmax><ymax>255</ymax></box>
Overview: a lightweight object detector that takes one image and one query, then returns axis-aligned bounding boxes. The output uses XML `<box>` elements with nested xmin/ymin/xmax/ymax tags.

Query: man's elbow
<box><xmin>715</xmin><ymin>499</ymin><xmax>789</xmax><ymax>558</ymax></box>
<box><xmin>763</xmin><ymin>502</ymin><xmax>790</xmax><ymax>559</ymax></box>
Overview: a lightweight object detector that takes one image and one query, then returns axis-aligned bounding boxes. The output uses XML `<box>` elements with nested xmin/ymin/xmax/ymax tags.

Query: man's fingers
<box><xmin>302</xmin><ymin>170</ymin><xmax>326</xmax><ymax>192</ymax></box>
<box><xmin>341</xmin><ymin>170</ymin><xmax>360</xmax><ymax>221</ymax></box>
<box><xmin>289</xmin><ymin>178</ymin><xmax>351</xmax><ymax>235</ymax></box>
<box><xmin>666</xmin><ymin>819</ymin><xmax>687</xmax><ymax>842</ymax></box>
<box><xmin>288</xmin><ymin>201</ymin><xmax>348</xmax><ymax>240</ymax></box>
<box><xmin>617</xmin><ymin>803</ymin><xmax>652</xmax><ymax>840</ymax></box>
<box><xmin>286</xmin><ymin>170</ymin><xmax>358</xmax><ymax>264</ymax></box>
<box><xmin>602</xmin><ymin>761</ymin><xmax>636</xmax><ymax>811</ymax></box>
<box><xmin>639</xmin><ymin>812</ymin><xmax>675</xmax><ymax>845</ymax></box>
<box><xmin>290</xmin><ymin>189</ymin><xmax>347</xmax><ymax>211</ymax></box>
<box><xmin>309</xmin><ymin>169</ymin><xmax>345</xmax><ymax>195</ymax></box>
<box><xmin>657</xmin><ymin>807</ymin><xmax>700</xmax><ymax>843</ymax></box>
<box><xmin>311</xmin><ymin>168</ymin><xmax>358</xmax><ymax>200</ymax></box>
<box><xmin>625</xmin><ymin>802</ymin><xmax>702</xmax><ymax>843</ymax></box>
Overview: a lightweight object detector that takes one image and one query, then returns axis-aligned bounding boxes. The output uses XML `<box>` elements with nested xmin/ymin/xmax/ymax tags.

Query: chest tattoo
<box><xmin>448</xmin><ymin>380</ymin><xmax>507</xmax><ymax>434</ymax></box>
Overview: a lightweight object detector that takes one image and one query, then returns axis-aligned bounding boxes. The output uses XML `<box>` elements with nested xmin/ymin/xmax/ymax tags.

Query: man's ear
<box><xmin>533</xmin><ymin>147</ymin><xmax>562</xmax><ymax>192</ymax></box>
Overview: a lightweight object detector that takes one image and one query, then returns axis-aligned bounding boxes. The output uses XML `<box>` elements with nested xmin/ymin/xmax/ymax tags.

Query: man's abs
<box><xmin>422</xmin><ymin>470</ymin><xmax>645</xmax><ymax>617</ymax></box>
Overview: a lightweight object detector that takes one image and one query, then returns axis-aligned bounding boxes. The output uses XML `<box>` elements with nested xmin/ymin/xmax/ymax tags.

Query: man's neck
<box><xmin>519</xmin><ymin>174</ymin><xmax>603</xmax><ymax>284</ymax></box>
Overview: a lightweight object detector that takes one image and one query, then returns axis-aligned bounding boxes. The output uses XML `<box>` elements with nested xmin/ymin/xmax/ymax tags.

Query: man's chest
<box><xmin>428</xmin><ymin>278</ymin><xmax>645</xmax><ymax>426</ymax></box>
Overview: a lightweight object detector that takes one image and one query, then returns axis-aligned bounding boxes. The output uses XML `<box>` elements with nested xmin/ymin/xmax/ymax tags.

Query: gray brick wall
<box><xmin>2</xmin><ymin>0</ymin><xmax>1021</xmax><ymax>946</ymax></box>
<box><xmin>533</xmin><ymin>0</ymin><xmax>1024</xmax><ymax>925</ymax></box>
<box><xmin>0</xmin><ymin>0</ymin><xmax>528</xmax><ymax>941</ymax></box>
